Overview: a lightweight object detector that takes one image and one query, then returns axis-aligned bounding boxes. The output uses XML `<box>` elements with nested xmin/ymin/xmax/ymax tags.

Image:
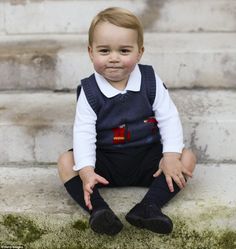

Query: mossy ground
<box><xmin>0</xmin><ymin>209</ymin><xmax>235</xmax><ymax>249</ymax></box>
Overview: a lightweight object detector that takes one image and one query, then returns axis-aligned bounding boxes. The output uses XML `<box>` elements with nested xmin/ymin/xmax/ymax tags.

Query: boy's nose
<box><xmin>109</xmin><ymin>52</ymin><xmax>119</xmax><ymax>62</ymax></box>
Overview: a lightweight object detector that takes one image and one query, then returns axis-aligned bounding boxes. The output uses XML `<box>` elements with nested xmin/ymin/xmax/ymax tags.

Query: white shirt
<box><xmin>73</xmin><ymin>64</ymin><xmax>184</xmax><ymax>171</ymax></box>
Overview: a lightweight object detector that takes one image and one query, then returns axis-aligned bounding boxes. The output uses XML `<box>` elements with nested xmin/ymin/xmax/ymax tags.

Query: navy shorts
<box><xmin>69</xmin><ymin>142</ymin><xmax>163</xmax><ymax>187</ymax></box>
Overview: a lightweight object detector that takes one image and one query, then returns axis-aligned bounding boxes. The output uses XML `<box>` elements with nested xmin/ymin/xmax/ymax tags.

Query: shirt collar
<box><xmin>94</xmin><ymin>64</ymin><xmax>141</xmax><ymax>98</ymax></box>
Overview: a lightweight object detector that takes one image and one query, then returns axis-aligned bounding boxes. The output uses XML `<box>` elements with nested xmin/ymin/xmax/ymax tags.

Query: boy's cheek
<box><xmin>92</xmin><ymin>59</ymin><xmax>104</xmax><ymax>71</ymax></box>
<box><xmin>93</xmin><ymin>64</ymin><xmax>104</xmax><ymax>74</ymax></box>
<box><xmin>122</xmin><ymin>59</ymin><xmax>138</xmax><ymax>70</ymax></box>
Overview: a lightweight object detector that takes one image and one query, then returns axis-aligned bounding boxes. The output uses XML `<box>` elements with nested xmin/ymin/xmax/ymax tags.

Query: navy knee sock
<box><xmin>141</xmin><ymin>173</ymin><xmax>180</xmax><ymax>208</ymax></box>
<box><xmin>64</xmin><ymin>175</ymin><xmax>109</xmax><ymax>214</ymax></box>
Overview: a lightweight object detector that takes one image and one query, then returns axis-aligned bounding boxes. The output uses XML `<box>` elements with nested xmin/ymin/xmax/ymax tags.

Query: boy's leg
<box><xmin>141</xmin><ymin>148</ymin><xmax>196</xmax><ymax>206</ymax></box>
<box><xmin>57</xmin><ymin>151</ymin><xmax>123</xmax><ymax>235</ymax></box>
<box><xmin>58</xmin><ymin>151</ymin><xmax>95</xmax><ymax>212</ymax></box>
<box><xmin>126</xmin><ymin>148</ymin><xmax>196</xmax><ymax>234</ymax></box>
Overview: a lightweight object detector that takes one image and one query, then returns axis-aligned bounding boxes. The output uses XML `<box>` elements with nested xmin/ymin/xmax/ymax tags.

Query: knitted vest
<box><xmin>80</xmin><ymin>64</ymin><xmax>161</xmax><ymax>149</ymax></box>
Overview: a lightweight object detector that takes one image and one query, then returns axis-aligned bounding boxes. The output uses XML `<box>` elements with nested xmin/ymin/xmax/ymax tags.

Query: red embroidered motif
<box><xmin>144</xmin><ymin>117</ymin><xmax>158</xmax><ymax>124</ymax></box>
<box><xmin>112</xmin><ymin>125</ymin><xmax>131</xmax><ymax>144</ymax></box>
<box><xmin>144</xmin><ymin>117</ymin><xmax>158</xmax><ymax>134</ymax></box>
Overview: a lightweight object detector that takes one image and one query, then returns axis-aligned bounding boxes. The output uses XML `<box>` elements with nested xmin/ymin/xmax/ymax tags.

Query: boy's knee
<box><xmin>57</xmin><ymin>151</ymin><xmax>77</xmax><ymax>183</ymax></box>
<box><xmin>189</xmin><ymin>150</ymin><xmax>197</xmax><ymax>165</ymax></box>
<box><xmin>182</xmin><ymin>149</ymin><xmax>197</xmax><ymax>172</ymax></box>
<box><xmin>57</xmin><ymin>152</ymin><xmax>74</xmax><ymax>172</ymax></box>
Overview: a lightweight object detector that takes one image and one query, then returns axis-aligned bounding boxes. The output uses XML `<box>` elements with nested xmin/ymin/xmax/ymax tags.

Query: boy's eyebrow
<box><xmin>96</xmin><ymin>45</ymin><xmax>134</xmax><ymax>48</ymax></box>
<box><xmin>120</xmin><ymin>45</ymin><xmax>134</xmax><ymax>48</ymax></box>
<box><xmin>96</xmin><ymin>45</ymin><xmax>109</xmax><ymax>48</ymax></box>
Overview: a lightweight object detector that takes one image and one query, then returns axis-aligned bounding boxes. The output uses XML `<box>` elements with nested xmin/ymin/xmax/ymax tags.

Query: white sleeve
<box><xmin>72</xmin><ymin>87</ymin><xmax>97</xmax><ymax>171</ymax></box>
<box><xmin>153</xmin><ymin>73</ymin><xmax>184</xmax><ymax>153</ymax></box>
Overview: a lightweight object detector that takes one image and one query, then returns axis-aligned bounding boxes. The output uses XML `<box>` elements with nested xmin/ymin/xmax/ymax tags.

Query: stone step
<box><xmin>0</xmin><ymin>89</ymin><xmax>235</xmax><ymax>164</ymax></box>
<box><xmin>1</xmin><ymin>164</ymin><xmax>235</xmax><ymax>248</ymax></box>
<box><xmin>0</xmin><ymin>0</ymin><xmax>235</xmax><ymax>35</ymax></box>
<box><xmin>0</xmin><ymin>164</ymin><xmax>235</xmax><ymax>226</ymax></box>
<box><xmin>0</xmin><ymin>33</ymin><xmax>235</xmax><ymax>90</ymax></box>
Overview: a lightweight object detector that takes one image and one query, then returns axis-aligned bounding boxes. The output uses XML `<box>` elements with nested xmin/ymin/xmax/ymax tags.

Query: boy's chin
<box><xmin>106</xmin><ymin>78</ymin><xmax>126</xmax><ymax>85</ymax></box>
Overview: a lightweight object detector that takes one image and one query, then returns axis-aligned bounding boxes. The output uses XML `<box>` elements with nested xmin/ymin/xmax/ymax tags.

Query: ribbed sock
<box><xmin>141</xmin><ymin>173</ymin><xmax>180</xmax><ymax>208</ymax></box>
<box><xmin>64</xmin><ymin>175</ymin><xmax>109</xmax><ymax>214</ymax></box>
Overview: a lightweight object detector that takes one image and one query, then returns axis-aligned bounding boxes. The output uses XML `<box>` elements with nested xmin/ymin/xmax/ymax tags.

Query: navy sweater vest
<box><xmin>80</xmin><ymin>64</ymin><xmax>161</xmax><ymax>149</ymax></box>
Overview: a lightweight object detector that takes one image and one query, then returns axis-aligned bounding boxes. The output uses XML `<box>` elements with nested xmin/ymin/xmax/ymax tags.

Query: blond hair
<box><xmin>88</xmin><ymin>7</ymin><xmax>143</xmax><ymax>49</ymax></box>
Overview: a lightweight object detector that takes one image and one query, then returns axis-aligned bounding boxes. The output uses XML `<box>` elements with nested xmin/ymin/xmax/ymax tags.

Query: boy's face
<box><xmin>88</xmin><ymin>21</ymin><xmax>144</xmax><ymax>89</ymax></box>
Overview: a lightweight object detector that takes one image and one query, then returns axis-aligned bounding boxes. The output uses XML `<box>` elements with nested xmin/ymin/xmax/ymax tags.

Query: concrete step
<box><xmin>0</xmin><ymin>164</ymin><xmax>235</xmax><ymax>248</ymax></box>
<box><xmin>0</xmin><ymin>33</ymin><xmax>235</xmax><ymax>90</ymax></box>
<box><xmin>1</xmin><ymin>0</ymin><xmax>235</xmax><ymax>35</ymax></box>
<box><xmin>1</xmin><ymin>164</ymin><xmax>235</xmax><ymax>215</ymax></box>
<box><xmin>0</xmin><ymin>89</ymin><xmax>235</xmax><ymax>164</ymax></box>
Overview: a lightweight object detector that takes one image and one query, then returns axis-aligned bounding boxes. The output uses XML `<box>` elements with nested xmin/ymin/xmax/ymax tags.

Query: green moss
<box><xmin>1</xmin><ymin>214</ymin><xmax>45</xmax><ymax>244</ymax></box>
<box><xmin>161</xmin><ymin>217</ymin><xmax>236</xmax><ymax>249</ymax></box>
<box><xmin>166</xmin><ymin>217</ymin><xmax>219</xmax><ymax>249</ymax></box>
<box><xmin>218</xmin><ymin>230</ymin><xmax>236</xmax><ymax>249</ymax></box>
<box><xmin>72</xmin><ymin>219</ymin><xmax>89</xmax><ymax>231</ymax></box>
<box><xmin>0</xmin><ymin>212</ymin><xmax>235</xmax><ymax>249</ymax></box>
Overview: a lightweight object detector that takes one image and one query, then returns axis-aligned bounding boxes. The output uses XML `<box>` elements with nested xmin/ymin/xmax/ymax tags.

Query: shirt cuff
<box><xmin>73</xmin><ymin>165</ymin><xmax>95</xmax><ymax>171</ymax></box>
<box><xmin>72</xmin><ymin>161</ymin><xmax>95</xmax><ymax>171</ymax></box>
<box><xmin>162</xmin><ymin>143</ymin><xmax>185</xmax><ymax>154</ymax></box>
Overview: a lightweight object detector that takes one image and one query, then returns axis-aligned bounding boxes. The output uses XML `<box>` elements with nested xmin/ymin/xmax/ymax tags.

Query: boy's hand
<box><xmin>79</xmin><ymin>166</ymin><xmax>109</xmax><ymax>210</ymax></box>
<box><xmin>153</xmin><ymin>153</ymin><xmax>192</xmax><ymax>192</ymax></box>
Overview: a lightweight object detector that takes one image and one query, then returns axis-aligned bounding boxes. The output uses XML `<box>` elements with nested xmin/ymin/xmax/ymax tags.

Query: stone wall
<box><xmin>0</xmin><ymin>0</ymin><xmax>235</xmax><ymax>90</ymax></box>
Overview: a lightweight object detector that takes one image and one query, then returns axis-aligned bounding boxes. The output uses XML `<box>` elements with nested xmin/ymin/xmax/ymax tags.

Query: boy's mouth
<box><xmin>106</xmin><ymin>67</ymin><xmax>123</xmax><ymax>71</ymax></box>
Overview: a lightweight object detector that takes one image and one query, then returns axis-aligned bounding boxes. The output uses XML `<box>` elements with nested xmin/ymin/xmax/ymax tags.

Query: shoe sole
<box><xmin>90</xmin><ymin>209</ymin><xmax>123</xmax><ymax>236</ymax></box>
<box><xmin>126</xmin><ymin>214</ymin><xmax>173</xmax><ymax>234</ymax></box>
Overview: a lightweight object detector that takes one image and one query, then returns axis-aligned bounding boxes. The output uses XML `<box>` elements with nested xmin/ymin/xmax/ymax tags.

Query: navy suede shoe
<box><xmin>89</xmin><ymin>208</ymin><xmax>123</xmax><ymax>235</ymax></box>
<box><xmin>125</xmin><ymin>202</ymin><xmax>173</xmax><ymax>234</ymax></box>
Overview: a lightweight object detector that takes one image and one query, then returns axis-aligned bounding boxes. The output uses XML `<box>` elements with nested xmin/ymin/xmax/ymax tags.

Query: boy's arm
<box><xmin>73</xmin><ymin>88</ymin><xmax>97</xmax><ymax>171</ymax></box>
<box><xmin>153</xmin><ymin>73</ymin><xmax>184</xmax><ymax>154</ymax></box>
<box><xmin>79</xmin><ymin>166</ymin><xmax>108</xmax><ymax>210</ymax></box>
<box><xmin>73</xmin><ymin>88</ymin><xmax>108</xmax><ymax>209</ymax></box>
<box><xmin>153</xmin><ymin>73</ymin><xmax>191</xmax><ymax>191</ymax></box>
<box><xmin>154</xmin><ymin>153</ymin><xmax>192</xmax><ymax>192</ymax></box>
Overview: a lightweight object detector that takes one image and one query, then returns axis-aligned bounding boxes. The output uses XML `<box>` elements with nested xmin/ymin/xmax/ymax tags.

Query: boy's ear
<box><xmin>88</xmin><ymin>46</ymin><xmax>93</xmax><ymax>61</ymax></box>
<box><xmin>137</xmin><ymin>46</ymin><xmax>144</xmax><ymax>61</ymax></box>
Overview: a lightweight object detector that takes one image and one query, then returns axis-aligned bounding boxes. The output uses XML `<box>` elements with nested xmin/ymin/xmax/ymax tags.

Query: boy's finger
<box><xmin>173</xmin><ymin>175</ymin><xmax>184</xmax><ymax>189</ymax></box>
<box><xmin>153</xmin><ymin>168</ymin><xmax>162</xmax><ymax>177</ymax></box>
<box><xmin>96</xmin><ymin>175</ymin><xmax>109</xmax><ymax>185</ymax></box>
<box><xmin>165</xmin><ymin>175</ymin><xmax>174</xmax><ymax>192</ymax></box>
<box><xmin>179</xmin><ymin>174</ymin><xmax>186</xmax><ymax>187</ymax></box>
<box><xmin>84</xmin><ymin>191</ymin><xmax>92</xmax><ymax>210</ymax></box>
<box><xmin>87</xmin><ymin>202</ymin><xmax>92</xmax><ymax>210</ymax></box>
<box><xmin>182</xmin><ymin>168</ymin><xmax>193</xmax><ymax>178</ymax></box>
<box><xmin>84</xmin><ymin>184</ymin><xmax>93</xmax><ymax>194</ymax></box>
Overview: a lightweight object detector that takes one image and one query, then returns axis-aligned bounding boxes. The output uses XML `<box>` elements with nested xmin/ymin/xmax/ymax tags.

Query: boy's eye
<box><xmin>99</xmin><ymin>49</ymin><xmax>109</xmax><ymax>54</ymax></box>
<box><xmin>120</xmin><ymin>49</ymin><xmax>130</xmax><ymax>54</ymax></box>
